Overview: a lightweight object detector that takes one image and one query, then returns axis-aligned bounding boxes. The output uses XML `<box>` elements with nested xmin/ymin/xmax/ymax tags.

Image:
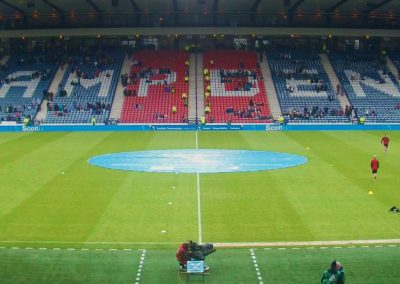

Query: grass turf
<box><xmin>0</xmin><ymin>131</ymin><xmax>400</xmax><ymax>282</ymax></box>
<box><xmin>1</xmin><ymin>246</ymin><xmax>400</xmax><ymax>283</ymax></box>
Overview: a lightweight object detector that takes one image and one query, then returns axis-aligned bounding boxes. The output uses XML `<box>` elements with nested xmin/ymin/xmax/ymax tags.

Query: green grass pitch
<box><xmin>0</xmin><ymin>131</ymin><xmax>400</xmax><ymax>283</ymax></box>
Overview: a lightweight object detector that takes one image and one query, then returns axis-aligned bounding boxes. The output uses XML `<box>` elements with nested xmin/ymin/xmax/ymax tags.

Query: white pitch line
<box><xmin>135</xmin><ymin>249</ymin><xmax>146</xmax><ymax>284</ymax></box>
<box><xmin>195</xmin><ymin>130</ymin><xmax>199</xmax><ymax>149</ymax></box>
<box><xmin>250</xmin><ymin>249</ymin><xmax>264</xmax><ymax>284</ymax></box>
<box><xmin>213</xmin><ymin>239</ymin><xmax>400</xmax><ymax>248</ymax></box>
<box><xmin>0</xmin><ymin>244</ymin><xmax>398</xmax><ymax>252</ymax></box>
<box><xmin>0</xmin><ymin>240</ymin><xmax>180</xmax><ymax>245</ymax></box>
<box><xmin>197</xmin><ymin>171</ymin><xmax>202</xmax><ymax>244</ymax></box>
<box><xmin>195</xmin><ymin>130</ymin><xmax>202</xmax><ymax>243</ymax></box>
<box><xmin>0</xmin><ymin>239</ymin><xmax>400</xmax><ymax>248</ymax></box>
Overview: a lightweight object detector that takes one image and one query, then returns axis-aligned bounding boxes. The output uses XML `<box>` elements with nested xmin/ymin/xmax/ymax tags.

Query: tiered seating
<box><xmin>120</xmin><ymin>50</ymin><xmax>189</xmax><ymax>123</ymax></box>
<box><xmin>44</xmin><ymin>52</ymin><xmax>123</xmax><ymax>124</ymax></box>
<box><xmin>268</xmin><ymin>52</ymin><xmax>348</xmax><ymax>123</ymax></box>
<box><xmin>330</xmin><ymin>52</ymin><xmax>400</xmax><ymax>123</ymax></box>
<box><xmin>203</xmin><ymin>50</ymin><xmax>271</xmax><ymax>123</ymax></box>
<box><xmin>0</xmin><ymin>55</ymin><xmax>54</xmax><ymax>122</ymax></box>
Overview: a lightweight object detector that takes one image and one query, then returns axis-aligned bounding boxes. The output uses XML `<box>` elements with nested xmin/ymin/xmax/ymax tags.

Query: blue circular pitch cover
<box><xmin>88</xmin><ymin>149</ymin><xmax>308</xmax><ymax>173</ymax></box>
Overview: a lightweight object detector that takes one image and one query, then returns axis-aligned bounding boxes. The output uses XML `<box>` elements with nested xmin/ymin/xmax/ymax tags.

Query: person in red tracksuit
<box><xmin>176</xmin><ymin>242</ymin><xmax>190</xmax><ymax>270</ymax></box>
<box><xmin>371</xmin><ymin>155</ymin><xmax>379</xmax><ymax>180</ymax></box>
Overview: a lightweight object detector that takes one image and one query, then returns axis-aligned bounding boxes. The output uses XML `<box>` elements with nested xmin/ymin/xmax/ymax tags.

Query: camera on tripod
<box><xmin>188</xmin><ymin>240</ymin><xmax>216</xmax><ymax>261</ymax></box>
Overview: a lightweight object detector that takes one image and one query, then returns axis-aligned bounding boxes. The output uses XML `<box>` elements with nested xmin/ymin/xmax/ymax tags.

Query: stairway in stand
<box><xmin>188</xmin><ymin>53</ymin><xmax>198</xmax><ymax>122</ymax></box>
<box><xmin>319</xmin><ymin>53</ymin><xmax>351</xmax><ymax>110</ymax></box>
<box><xmin>386</xmin><ymin>55</ymin><xmax>399</xmax><ymax>81</ymax></box>
<box><xmin>110</xmin><ymin>55</ymin><xmax>132</xmax><ymax>120</ymax></box>
<box><xmin>195</xmin><ymin>53</ymin><xmax>205</xmax><ymax>122</ymax></box>
<box><xmin>35</xmin><ymin>64</ymin><xmax>68</xmax><ymax>122</ymax></box>
<box><xmin>261</xmin><ymin>56</ymin><xmax>281</xmax><ymax>119</ymax></box>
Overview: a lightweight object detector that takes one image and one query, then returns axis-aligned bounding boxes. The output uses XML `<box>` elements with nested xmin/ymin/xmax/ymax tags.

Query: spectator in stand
<box><xmin>181</xmin><ymin>114</ymin><xmax>187</xmax><ymax>123</ymax></box>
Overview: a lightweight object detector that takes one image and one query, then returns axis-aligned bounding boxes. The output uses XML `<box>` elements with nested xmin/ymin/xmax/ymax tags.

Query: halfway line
<box><xmin>195</xmin><ymin>131</ymin><xmax>202</xmax><ymax>243</ymax></box>
<box><xmin>197</xmin><ymin>171</ymin><xmax>202</xmax><ymax>243</ymax></box>
<box><xmin>195</xmin><ymin>130</ymin><xmax>199</xmax><ymax>149</ymax></box>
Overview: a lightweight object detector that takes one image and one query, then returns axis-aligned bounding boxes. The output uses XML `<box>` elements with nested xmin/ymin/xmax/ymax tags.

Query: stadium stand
<box><xmin>203</xmin><ymin>50</ymin><xmax>272</xmax><ymax>123</ymax></box>
<box><xmin>329</xmin><ymin>52</ymin><xmax>400</xmax><ymax>123</ymax></box>
<box><xmin>268</xmin><ymin>51</ymin><xmax>348</xmax><ymax>123</ymax></box>
<box><xmin>0</xmin><ymin>54</ymin><xmax>54</xmax><ymax>123</ymax></box>
<box><xmin>44</xmin><ymin>51</ymin><xmax>123</xmax><ymax>124</ymax></box>
<box><xmin>119</xmin><ymin>50</ymin><xmax>189</xmax><ymax>123</ymax></box>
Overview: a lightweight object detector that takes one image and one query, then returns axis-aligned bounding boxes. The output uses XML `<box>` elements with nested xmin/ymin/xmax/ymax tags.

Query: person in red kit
<box><xmin>371</xmin><ymin>155</ymin><xmax>379</xmax><ymax>180</ymax></box>
<box><xmin>176</xmin><ymin>242</ymin><xmax>190</xmax><ymax>271</ymax></box>
<box><xmin>381</xmin><ymin>134</ymin><xmax>390</xmax><ymax>155</ymax></box>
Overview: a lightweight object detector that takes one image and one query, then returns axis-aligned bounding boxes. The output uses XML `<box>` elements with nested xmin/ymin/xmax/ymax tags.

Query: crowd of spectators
<box><xmin>282</xmin><ymin>104</ymin><xmax>378</xmax><ymax>121</ymax></box>
<box><xmin>47</xmin><ymin>100</ymin><xmax>111</xmax><ymax>117</ymax></box>
<box><xmin>224</xmin><ymin>98</ymin><xmax>272</xmax><ymax>121</ymax></box>
<box><xmin>0</xmin><ymin>97</ymin><xmax>41</xmax><ymax>122</ymax></box>
<box><xmin>283</xmin><ymin>105</ymin><xmax>345</xmax><ymax>120</ymax></box>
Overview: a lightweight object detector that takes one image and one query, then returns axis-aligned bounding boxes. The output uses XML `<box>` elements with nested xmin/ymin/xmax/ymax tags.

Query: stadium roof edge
<box><xmin>1</xmin><ymin>27</ymin><xmax>400</xmax><ymax>38</ymax></box>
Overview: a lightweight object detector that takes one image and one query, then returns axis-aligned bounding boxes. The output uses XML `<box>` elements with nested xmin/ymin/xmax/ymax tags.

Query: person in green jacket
<box><xmin>321</xmin><ymin>260</ymin><xmax>345</xmax><ymax>284</ymax></box>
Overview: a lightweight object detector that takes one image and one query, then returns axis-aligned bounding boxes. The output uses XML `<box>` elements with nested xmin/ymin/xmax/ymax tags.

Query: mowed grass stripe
<box><xmin>199</xmin><ymin>131</ymin><xmax>400</xmax><ymax>242</ymax></box>
<box><xmin>0</xmin><ymin>133</ymin><xmax>69</xmax><ymax>169</ymax></box>
<box><xmin>0</xmin><ymin>247</ymin><xmax>140</xmax><ymax>284</ymax></box>
<box><xmin>199</xmin><ymin>132</ymin><xmax>314</xmax><ymax>242</ymax></box>
<box><xmin>256</xmin><ymin>245</ymin><xmax>400</xmax><ymax>283</ymax></box>
<box><xmin>279</xmin><ymin>132</ymin><xmax>400</xmax><ymax>240</ymax></box>
<box><xmin>0</xmin><ymin>132</ymin><xmax>133</xmax><ymax>242</ymax></box>
<box><xmin>0</xmin><ymin>133</ymin><xmax>30</xmax><ymax>145</ymax></box>
<box><xmin>0</xmin><ymin>132</ymin><xmax>85</xmax><ymax>217</ymax></box>
<box><xmin>84</xmin><ymin>171</ymin><xmax>199</xmax><ymax>243</ymax></box>
<box><xmin>84</xmin><ymin>131</ymin><xmax>199</xmax><ymax>243</ymax></box>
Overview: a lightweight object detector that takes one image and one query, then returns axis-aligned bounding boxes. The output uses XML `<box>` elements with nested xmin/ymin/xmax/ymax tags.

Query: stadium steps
<box><xmin>319</xmin><ymin>53</ymin><xmax>351</xmax><ymax>109</ymax></box>
<box><xmin>195</xmin><ymin>53</ymin><xmax>205</xmax><ymax>120</ymax></box>
<box><xmin>110</xmin><ymin>55</ymin><xmax>132</xmax><ymax>120</ymax></box>
<box><xmin>0</xmin><ymin>55</ymin><xmax>10</xmax><ymax>65</ymax></box>
<box><xmin>188</xmin><ymin>53</ymin><xmax>197</xmax><ymax>121</ymax></box>
<box><xmin>386</xmin><ymin>56</ymin><xmax>399</xmax><ymax>81</ymax></box>
<box><xmin>48</xmin><ymin>64</ymin><xmax>68</xmax><ymax>95</ymax></box>
<box><xmin>261</xmin><ymin>55</ymin><xmax>281</xmax><ymax>119</ymax></box>
<box><xmin>35</xmin><ymin>64</ymin><xmax>68</xmax><ymax>122</ymax></box>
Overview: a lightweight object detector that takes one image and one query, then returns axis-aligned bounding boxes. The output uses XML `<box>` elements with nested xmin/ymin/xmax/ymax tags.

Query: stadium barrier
<box><xmin>1</xmin><ymin>123</ymin><xmax>400</xmax><ymax>132</ymax></box>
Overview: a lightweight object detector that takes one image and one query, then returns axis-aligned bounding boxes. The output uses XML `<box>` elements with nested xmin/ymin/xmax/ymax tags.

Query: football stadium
<box><xmin>1</xmin><ymin>0</ymin><xmax>400</xmax><ymax>283</ymax></box>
